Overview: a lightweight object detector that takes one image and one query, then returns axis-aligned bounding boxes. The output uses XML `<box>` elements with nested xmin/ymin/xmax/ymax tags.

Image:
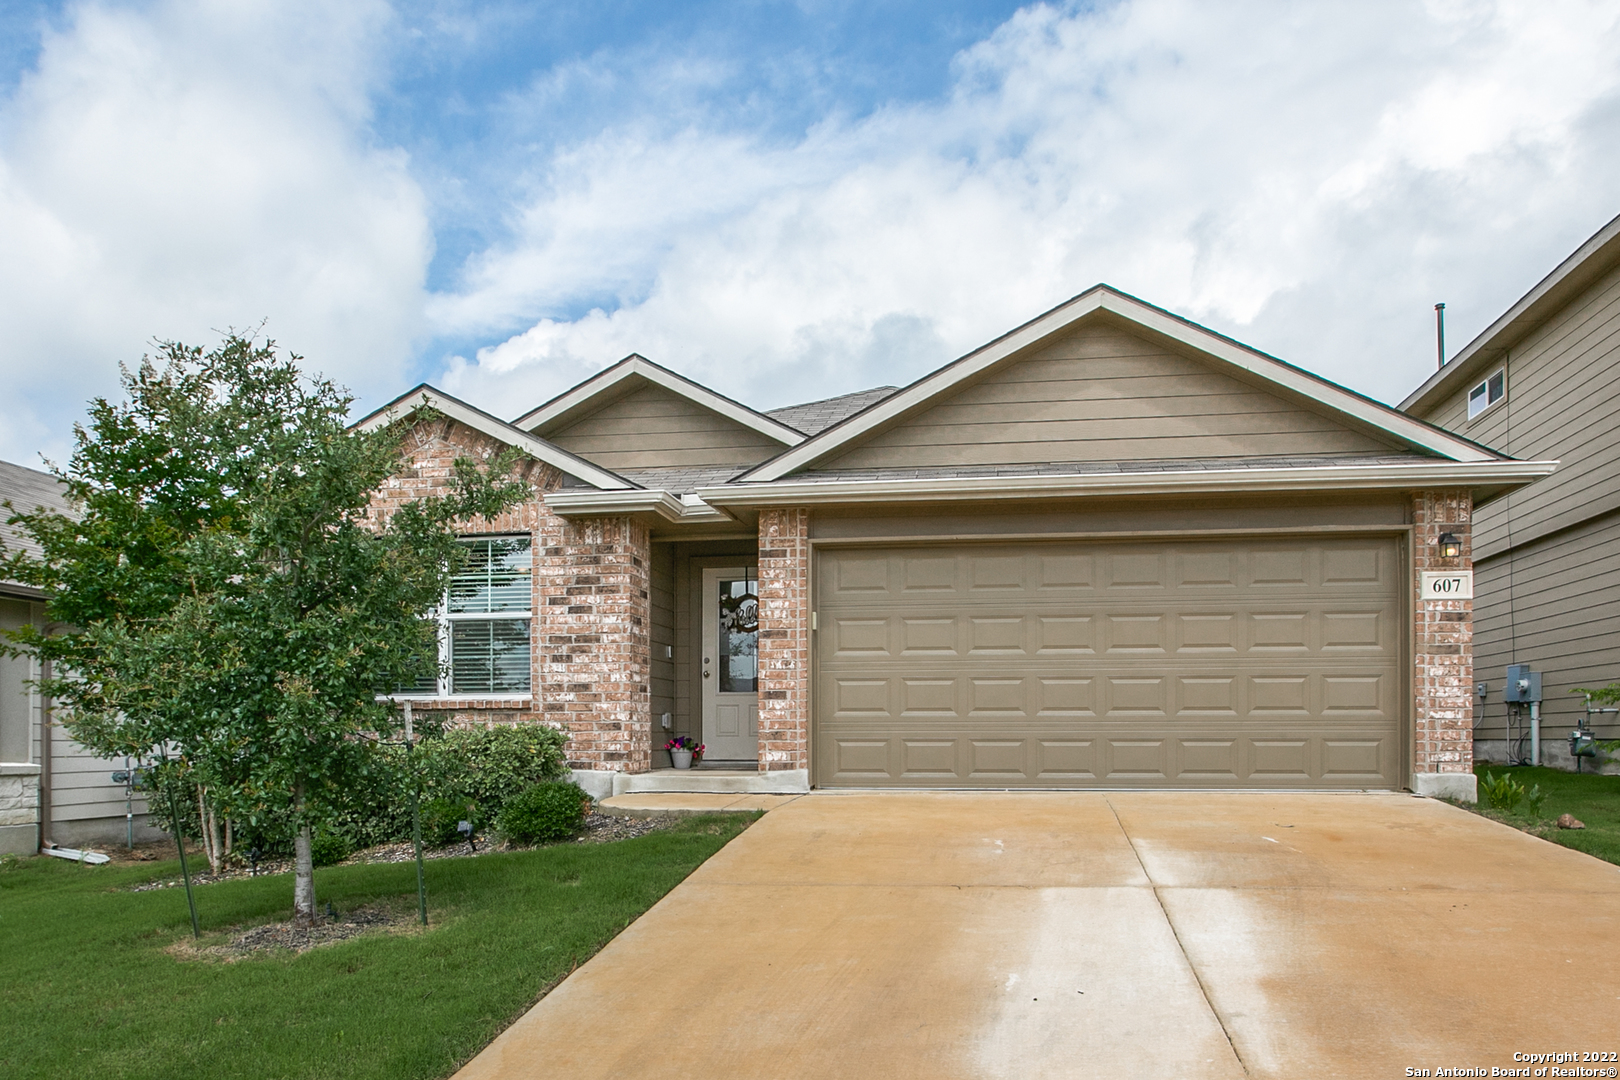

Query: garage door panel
<box><xmin>815</xmin><ymin>537</ymin><xmax>1403</xmax><ymax>789</ymax></box>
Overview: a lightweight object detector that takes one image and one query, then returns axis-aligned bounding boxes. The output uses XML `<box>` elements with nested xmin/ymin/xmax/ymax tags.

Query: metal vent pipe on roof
<box><xmin>1435</xmin><ymin>302</ymin><xmax>1446</xmax><ymax>368</ymax></box>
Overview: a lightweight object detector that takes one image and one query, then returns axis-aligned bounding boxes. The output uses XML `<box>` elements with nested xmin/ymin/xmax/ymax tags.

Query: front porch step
<box><xmin>619</xmin><ymin>768</ymin><xmax>810</xmax><ymax>795</ymax></box>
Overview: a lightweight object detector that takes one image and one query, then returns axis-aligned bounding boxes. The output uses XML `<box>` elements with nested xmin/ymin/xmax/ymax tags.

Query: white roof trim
<box><xmin>511</xmin><ymin>355</ymin><xmax>805</xmax><ymax>445</ymax></box>
<box><xmin>354</xmin><ymin>385</ymin><xmax>635</xmax><ymax>491</ymax></box>
<box><xmin>740</xmin><ymin>287</ymin><xmax>1499</xmax><ymax>482</ymax></box>
<box><xmin>545</xmin><ymin>489</ymin><xmax>733</xmax><ymax>524</ymax></box>
<box><xmin>701</xmin><ymin>459</ymin><xmax>1556</xmax><ymax>508</ymax></box>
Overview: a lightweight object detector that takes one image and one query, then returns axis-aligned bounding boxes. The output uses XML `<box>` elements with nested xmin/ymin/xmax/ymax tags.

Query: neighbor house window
<box><xmin>1467</xmin><ymin>368</ymin><xmax>1505</xmax><ymax>419</ymax></box>
<box><xmin>400</xmin><ymin>536</ymin><xmax>533</xmax><ymax>696</ymax></box>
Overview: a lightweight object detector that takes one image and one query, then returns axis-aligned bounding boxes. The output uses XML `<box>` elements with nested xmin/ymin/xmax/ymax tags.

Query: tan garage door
<box><xmin>814</xmin><ymin>536</ymin><xmax>1404</xmax><ymax>789</ymax></box>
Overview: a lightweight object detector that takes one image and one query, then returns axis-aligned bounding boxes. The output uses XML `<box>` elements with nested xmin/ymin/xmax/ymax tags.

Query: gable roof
<box><xmin>352</xmin><ymin>385</ymin><xmax>636</xmax><ymax>491</ymax></box>
<box><xmin>764</xmin><ymin>386</ymin><xmax>898</xmax><ymax>436</ymax></box>
<box><xmin>737</xmin><ymin>285</ymin><xmax>1504</xmax><ymax>483</ymax></box>
<box><xmin>511</xmin><ymin>354</ymin><xmax>806</xmax><ymax>445</ymax></box>
<box><xmin>1401</xmin><ymin>210</ymin><xmax>1620</xmax><ymax>416</ymax></box>
<box><xmin>1</xmin><ymin>458</ymin><xmax>73</xmax><ymax>598</ymax></box>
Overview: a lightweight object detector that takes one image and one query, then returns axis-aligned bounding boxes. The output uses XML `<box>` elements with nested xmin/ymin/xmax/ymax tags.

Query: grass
<box><xmin>1468</xmin><ymin>762</ymin><xmax>1620</xmax><ymax>866</ymax></box>
<box><xmin>0</xmin><ymin>814</ymin><xmax>758</xmax><ymax>1080</ymax></box>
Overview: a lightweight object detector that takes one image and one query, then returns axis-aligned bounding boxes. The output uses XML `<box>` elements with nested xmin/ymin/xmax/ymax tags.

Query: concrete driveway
<box><xmin>454</xmin><ymin>793</ymin><xmax>1620</xmax><ymax>1080</ymax></box>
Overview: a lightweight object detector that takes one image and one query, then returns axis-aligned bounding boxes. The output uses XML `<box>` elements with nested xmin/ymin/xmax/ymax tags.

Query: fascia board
<box><xmin>544</xmin><ymin>489</ymin><xmax>733</xmax><ymax>524</ymax></box>
<box><xmin>741</xmin><ymin>288</ymin><xmax>1494</xmax><ymax>482</ymax></box>
<box><xmin>354</xmin><ymin>385</ymin><xmax>635</xmax><ymax>491</ymax></box>
<box><xmin>699</xmin><ymin>459</ymin><xmax>1557</xmax><ymax>508</ymax></box>
<box><xmin>1400</xmin><ymin>210</ymin><xmax>1620</xmax><ymax>416</ymax></box>
<box><xmin>511</xmin><ymin>357</ymin><xmax>805</xmax><ymax>445</ymax></box>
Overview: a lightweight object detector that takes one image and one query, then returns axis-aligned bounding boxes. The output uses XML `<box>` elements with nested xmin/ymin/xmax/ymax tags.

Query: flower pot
<box><xmin>670</xmin><ymin>749</ymin><xmax>694</xmax><ymax>770</ymax></box>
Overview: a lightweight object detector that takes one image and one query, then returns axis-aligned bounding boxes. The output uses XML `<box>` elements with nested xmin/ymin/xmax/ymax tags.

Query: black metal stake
<box><xmin>406</xmin><ymin>702</ymin><xmax>427</xmax><ymax>926</ymax></box>
<box><xmin>166</xmin><ymin>781</ymin><xmax>200</xmax><ymax>939</ymax></box>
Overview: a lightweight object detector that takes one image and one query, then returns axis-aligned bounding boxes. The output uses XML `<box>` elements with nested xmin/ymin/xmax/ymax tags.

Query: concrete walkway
<box><xmin>454</xmin><ymin>792</ymin><xmax>1620</xmax><ymax>1079</ymax></box>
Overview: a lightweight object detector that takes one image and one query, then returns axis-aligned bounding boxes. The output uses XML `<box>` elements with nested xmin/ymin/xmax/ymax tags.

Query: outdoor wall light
<box><xmin>1437</xmin><ymin>532</ymin><xmax>1462</xmax><ymax>558</ymax></box>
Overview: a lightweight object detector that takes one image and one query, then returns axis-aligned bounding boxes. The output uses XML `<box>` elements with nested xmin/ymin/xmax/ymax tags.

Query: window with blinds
<box><xmin>398</xmin><ymin>536</ymin><xmax>533</xmax><ymax>696</ymax></box>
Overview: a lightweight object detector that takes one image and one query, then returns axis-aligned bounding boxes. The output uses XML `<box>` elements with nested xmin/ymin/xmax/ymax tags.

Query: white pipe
<box><xmin>1530</xmin><ymin>701</ymin><xmax>1541</xmax><ymax>767</ymax></box>
<box><xmin>41</xmin><ymin>845</ymin><xmax>109</xmax><ymax>865</ymax></box>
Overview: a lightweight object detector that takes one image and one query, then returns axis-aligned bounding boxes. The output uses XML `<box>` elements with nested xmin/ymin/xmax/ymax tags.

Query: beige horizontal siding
<box><xmin>548</xmin><ymin>384</ymin><xmax>784</xmax><ymax>469</ymax></box>
<box><xmin>50</xmin><ymin>723</ymin><xmax>147</xmax><ymax>822</ymax></box>
<box><xmin>650</xmin><ymin>544</ymin><xmax>676</xmax><ymax>750</ymax></box>
<box><xmin>826</xmin><ymin>322</ymin><xmax>1396</xmax><ymax>471</ymax></box>
<box><xmin>1472</xmin><ymin>509</ymin><xmax>1620</xmax><ymax>742</ymax></box>
<box><xmin>1426</xmin><ymin>261</ymin><xmax>1620</xmax><ymax>558</ymax></box>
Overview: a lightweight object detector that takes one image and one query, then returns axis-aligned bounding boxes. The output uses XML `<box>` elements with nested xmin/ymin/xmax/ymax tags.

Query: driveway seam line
<box><xmin>1104</xmin><ymin>794</ymin><xmax>1252</xmax><ymax>1080</ymax></box>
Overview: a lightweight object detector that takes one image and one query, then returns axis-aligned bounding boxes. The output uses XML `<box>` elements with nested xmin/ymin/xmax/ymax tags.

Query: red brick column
<box><xmin>537</xmin><ymin>515</ymin><xmax>652</xmax><ymax>777</ymax></box>
<box><xmin>757</xmin><ymin>508</ymin><xmax>810</xmax><ymax>775</ymax></box>
<box><xmin>1411</xmin><ymin>488</ymin><xmax>1476</xmax><ymax>801</ymax></box>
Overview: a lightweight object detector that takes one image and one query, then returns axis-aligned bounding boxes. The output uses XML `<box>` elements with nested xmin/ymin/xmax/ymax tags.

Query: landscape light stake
<box><xmin>162</xmin><ymin>758</ymin><xmax>201</xmax><ymax>939</ymax></box>
<box><xmin>406</xmin><ymin>702</ymin><xmax>427</xmax><ymax>926</ymax></box>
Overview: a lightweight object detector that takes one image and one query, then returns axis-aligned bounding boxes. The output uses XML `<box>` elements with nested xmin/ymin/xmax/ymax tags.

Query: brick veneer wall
<box><xmin>1411</xmin><ymin>488</ymin><xmax>1474</xmax><ymax>779</ymax></box>
<box><xmin>368</xmin><ymin>416</ymin><xmax>653</xmax><ymax>775</ymax></box>
<box><xmin>757</xmin><ymin>507</ymin><xmax>810</xmax><ymax>772</ymax></box>
<box><xmin>537</xmin><ymin>515</ymin><xmax>652</xmax><ymax>773</ymax></box>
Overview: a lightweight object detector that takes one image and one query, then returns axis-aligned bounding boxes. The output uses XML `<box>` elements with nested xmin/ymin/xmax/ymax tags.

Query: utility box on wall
<box><xmin>1504</xmin><ymin>664</ymin><xmax>1542</xmax><ymax>703</ymax></box>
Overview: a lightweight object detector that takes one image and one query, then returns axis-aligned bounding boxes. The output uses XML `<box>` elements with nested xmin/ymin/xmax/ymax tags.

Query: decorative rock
<box><xmin>1556</xmin><ymin>813</ymin><xmax>1586</xmax><ymax>830</ymax></box>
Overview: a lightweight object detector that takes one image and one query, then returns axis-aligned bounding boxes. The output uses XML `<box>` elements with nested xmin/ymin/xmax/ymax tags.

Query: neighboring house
<box><xmin>0</xmin><ymin>459</ymin><xmax>156</xmax><ymax>854</ymax></box>
<box><xmin>361</xmin><ymin>286</ymin><xmax>1555</xmax><ymax>803</ymax></box>
<box><xmin>1402</xmin><ymin>211</ymin><xmax>1620</xmax><ymax>773</ymax></box>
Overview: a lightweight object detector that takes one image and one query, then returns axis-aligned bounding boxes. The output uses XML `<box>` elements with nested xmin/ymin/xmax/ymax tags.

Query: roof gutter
<box><xmin>698</xmin><ymin>460</ymin><xmax>1558</xmax><ymax>509</ymax></box>
<box><xmin>544</xmin><ymin>489</ymin><xmax>735</xmax><ymax>524</ymax></box>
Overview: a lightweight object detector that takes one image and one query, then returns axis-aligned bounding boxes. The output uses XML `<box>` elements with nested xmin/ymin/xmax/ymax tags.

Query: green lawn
<box><xmin>1470</xmin><ymin>762</ymin><xmax>1620</xmax><ymax>865</ymax></box>
<box><xmin>0</xmin><ymin>814</ymin><xmax>757</xmax><ymax>1080</ymax></box>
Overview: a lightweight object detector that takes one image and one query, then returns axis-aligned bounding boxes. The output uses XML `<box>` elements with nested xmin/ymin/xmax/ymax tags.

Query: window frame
<box><xmin>1466</xmin><ymin>367</ymin><xmax>1506</xmax><ymax>420</ymax></box>
<box><xmin>398</xmin><ymin>534</ymin><xmax>534</xmax><ymax>700</ymax></box>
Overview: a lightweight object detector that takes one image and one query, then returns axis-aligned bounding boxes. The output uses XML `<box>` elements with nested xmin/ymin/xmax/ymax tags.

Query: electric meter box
<box><xmin>1504</xmin><ymin>664</ymin><xmax>1542</xmax><ymax>703</ymax></box>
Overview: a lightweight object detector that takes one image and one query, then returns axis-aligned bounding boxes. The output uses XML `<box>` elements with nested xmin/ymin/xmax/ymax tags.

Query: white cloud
<box><xmin>436</xmin><ymin>0</ymin><xmax>1620</xmax><ymax>416</ymax></box>
<box><xmin>0</xmin><ymin>0</ymin><xmax>432</xmax><ymax>465</ymax></box>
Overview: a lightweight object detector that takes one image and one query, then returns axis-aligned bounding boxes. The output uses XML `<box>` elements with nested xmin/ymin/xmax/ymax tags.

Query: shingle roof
<box><xmin>614</xmin><ymin>465</ymin><xmax>749</xmax><ymax>494</ymax></box>
<box><xmin>0</xmin><ymin>459</ymin><xmax>72</xmax><ymax>594</ymax></box>
<box><xmin>780</xmin><ymin>453</ymin><xmax>1442</xmax><ymax>484</ymax></box>
<box><xmin>764</xmin><ymin>386</ymin><xmax>898</xmax><ymax>436</ymax></box>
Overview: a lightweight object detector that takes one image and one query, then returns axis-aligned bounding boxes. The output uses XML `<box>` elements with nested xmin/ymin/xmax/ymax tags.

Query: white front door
<box><xmin>701</xmin><ymin>566</ymin><xmax>759</xmax><ymax>763</ymax></box>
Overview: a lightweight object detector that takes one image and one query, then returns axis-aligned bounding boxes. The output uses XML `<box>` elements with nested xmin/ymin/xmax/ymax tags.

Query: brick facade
<box><xmin>369</xmin><ymin>417</ymin><xmax>653</xmax><ymax>776</ymax></box>
<box><xmin>537</xmin><ymin>516</ymin><xmax>652</xmax><ymax>773</ymax></box>
<box><xmin>1411</xmin><ymin>488</ymin><xmax>1474</xmax><ymax>780</ymax></box>
<box><xmin>757</xmin><ymin>507</ymin><xmax>811</xmax><ymax>772</ymax></box>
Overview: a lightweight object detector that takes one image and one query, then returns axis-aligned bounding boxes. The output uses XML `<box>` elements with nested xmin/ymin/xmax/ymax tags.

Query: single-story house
<box><xmin>0</xmin><ymin>458</ymin><xmax>156</xmax><ymax>854</ymax></box>
<box><xmin>361</xmin><ymin>286</ymin><xmax>1556</xmax><ymax>803</ymax></box>
<box><xmin>1402</xmin><ymin>210</ymin><xmax>1620</xmax><ymax>772</ymax></box>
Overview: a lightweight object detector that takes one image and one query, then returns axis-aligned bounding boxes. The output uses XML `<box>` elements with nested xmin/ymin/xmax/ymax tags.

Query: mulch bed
<box><xmin>127</xmin><ymin>810</ymin><xmax>680</xmax><ymax>892</ymax></box>
<box><xmin>169</xmin><ymin>904</ymin><xmax>419</xmax><ymax>961</ymax></box>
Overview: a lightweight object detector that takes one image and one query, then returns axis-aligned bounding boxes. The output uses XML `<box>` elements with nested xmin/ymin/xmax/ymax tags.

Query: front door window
<box><xmin>717</xmin><ymin>573</ymin><xmax>758</xmax><ymax>694</ymax></box>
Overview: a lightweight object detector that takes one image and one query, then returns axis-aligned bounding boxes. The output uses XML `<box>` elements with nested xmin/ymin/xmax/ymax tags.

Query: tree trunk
<box><xmin>293</xmin><ymin>823</ymin><xmax>317</xmax><ymax>927</ymax></box>
<box><xmin>197</xmin><ymin>786</ymin><xmax>219</xmax><ymax>874</ymax></box>
<box><xmin>224</xmin><ymin>817</ymin><xmax>232</xmax><ymax>863</ymax></box>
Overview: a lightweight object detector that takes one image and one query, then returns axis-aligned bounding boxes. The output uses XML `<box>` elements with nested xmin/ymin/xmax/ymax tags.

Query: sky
<box><xmin>2</xmin><ymin>0</ymin><xmax>1619</xmax><ymax>468</ymax></box>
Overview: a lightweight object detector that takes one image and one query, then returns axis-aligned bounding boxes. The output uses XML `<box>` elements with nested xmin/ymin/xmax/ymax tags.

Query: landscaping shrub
<box><xmin>495</xmin><ymin>781</ymin><xmax>589</xmax><ymax>844</ymax></box>
<box><xmin>422</xmin><ymin>797</ymin><xmax>480</xmax><ymax>846</ymax></box>
<box><xmin>1480</xmin><ymin>771</ymin><xmax>1526</xmax><ymax>812</ymax></box>
<box><xmin>310</xmin><ymin>825</ymin><xmax>354</xmax><ymax>867</ymax></box>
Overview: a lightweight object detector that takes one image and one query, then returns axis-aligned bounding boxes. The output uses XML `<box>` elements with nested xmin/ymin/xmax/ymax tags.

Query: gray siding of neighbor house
<box><xmin>543</xmin><ymin>383</ymin><xmax>786</xmax><ymax>470</ymax></box>
<box><xmin>1412</xmin><ymin>258</ymin><xmax>1620</xmax><ymax>762</ymax></box>
<box><xmin>1426</xmin><ymin>259</ymin><xmax>1620</xmax><ymax>558</ymax></box>
<box><xmin>1471</xmin><ymin>509</ymin><xmax>1620</xmax><ymax>751</ymax></box>
<box><xmin>821</xmin><ymin>320</ymin><xmax>1402</xmax><ymax>471</ymax></box>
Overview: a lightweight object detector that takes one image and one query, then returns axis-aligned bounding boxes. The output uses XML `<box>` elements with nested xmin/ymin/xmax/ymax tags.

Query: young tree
<box><xmin>2</xmin><ymin>334</ymin><xmax>528</xmax><ymax>925</ymax></box>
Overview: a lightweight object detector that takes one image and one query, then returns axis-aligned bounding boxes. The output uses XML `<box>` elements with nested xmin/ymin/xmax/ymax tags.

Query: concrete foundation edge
<box><xmin>572</xmin><ymin>768</ymin><xmax>812</xmax><ymax>799</ymax></box>
<box><xmin>1411</xmin><ymin>772</ymin><xmax>1478</xmax><ymax>803</ymax></box>
<box><xmin>0</xmin><ymin>823</ymin><xmax>36</xmax><ymax>856</ymax></box>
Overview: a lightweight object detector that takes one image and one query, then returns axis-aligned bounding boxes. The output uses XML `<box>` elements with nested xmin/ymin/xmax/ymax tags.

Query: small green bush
<box><xmin>309</xmin><ymin>825</ymin><xmax>353</xmax><ymax>867</ymax></box>
<box><xmin>1525</xmin><ymin>783</ymin><xmax>1547</xmax><ymax>819</ymax></box>
<box><xmin>423</xmin><ymin>797</ymin><xmax>480</xmax><ymax>845</ymax></box>
<box><xmin>1480</xmin><ymin>771</ymin><xmax>1526</xmax><ymax>812</ymax></box>
<box><xmin>495</xmin><ymin>781</ymin><xmax>588</xmax><ymax>844</ymax></box>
